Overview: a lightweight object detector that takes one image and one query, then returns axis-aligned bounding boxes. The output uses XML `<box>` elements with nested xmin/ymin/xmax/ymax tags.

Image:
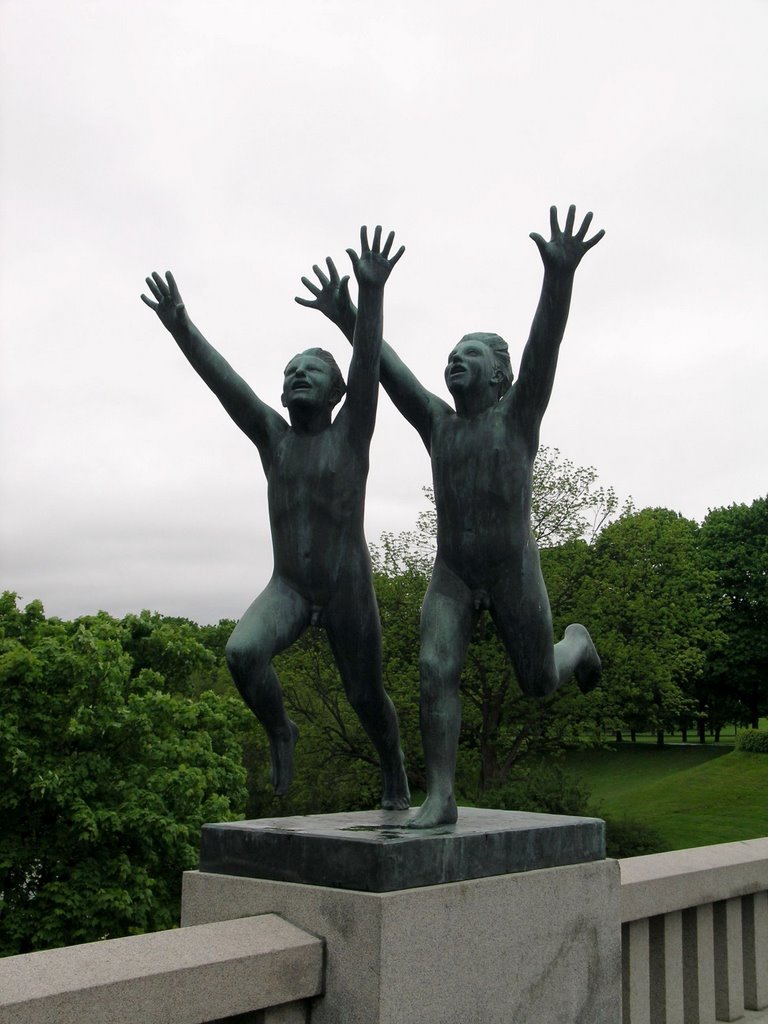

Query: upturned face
<box><xmin>444</xmin><ymin>339</ymin><xmax>497</xmax><ymax>396</ymax></box>
<box><xmin>281</xmin><ymin>353</ymin><xmax>338</xmax><ymax>410</ymax></box>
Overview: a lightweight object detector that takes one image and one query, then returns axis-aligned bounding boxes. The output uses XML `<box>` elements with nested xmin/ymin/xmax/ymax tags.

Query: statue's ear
<box><xmin>329</xmin><ymin>381</ymin><xmax>346</xmax><ymax>407</ymax></box>
<box><xmin>491</xmin><ymin>367</ymin><xmax>504</xmax><ymax>385</ymax></box>
<box><xmin>280</xmin><ymin>391</ymin><xmax>288</xmax><ymax>408</ymax></box>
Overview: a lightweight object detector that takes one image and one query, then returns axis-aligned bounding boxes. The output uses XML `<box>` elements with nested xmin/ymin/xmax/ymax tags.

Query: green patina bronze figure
<box><xmin>142</xmin><ymin>226</ymin><xmax>410</xmax><ymax>809</ymax></box>
<box><xmin>298</xmin><ymin>205</ymin><xmax>604</xmax><ymax>828</ymax></box>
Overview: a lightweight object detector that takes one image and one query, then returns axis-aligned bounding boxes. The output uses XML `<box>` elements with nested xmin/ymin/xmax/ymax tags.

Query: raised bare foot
<box><xmin>566</xmin><ymin>623</ymin><xmax>602</xmax><ymax>694</ymax></box>
<box><xmin>381</xmin><ymin>750</ymin><xmax>410</xmax><ymax>810</ymax></box>
<box><xmin>270</xmin><ymin>720</ymin><xmax>299</xmax><ymax>796</ymax></box>
<box><xmin>407</xmin><ymin>791</ymin><xmax>457</xmax><ymax>829</ymax></box>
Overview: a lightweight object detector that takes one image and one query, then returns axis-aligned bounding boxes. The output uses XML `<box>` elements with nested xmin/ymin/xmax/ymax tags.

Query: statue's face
<box><xmin>444</xmin><ymin>338</ymin><xmax>497</xmax><ymax>395</ymax></box>
<box><xmin>281</xmin><ymin>352</ymin><xmax>338</xmax><ymax>410</ymax></box>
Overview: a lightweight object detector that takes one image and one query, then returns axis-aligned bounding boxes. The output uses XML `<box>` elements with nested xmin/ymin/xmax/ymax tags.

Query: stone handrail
<box><xmin>620</xmin><ymin>838</ymin><xmax>768</xmax><ymax>1023</ymax></box>
<box><xmin>0</xmin><ymin>913</ymin><xmax>324</xmax><ymax>1024</ymax></box>
<box><xmin>2</xmin><ymin>837</ymin><xmax>768</xmax><ymax>1023</ymax></box>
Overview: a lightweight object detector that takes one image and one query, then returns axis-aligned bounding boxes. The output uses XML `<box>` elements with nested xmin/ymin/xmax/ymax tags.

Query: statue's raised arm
<box><xmin>141</xmin><ymin>271</ymin><xmax>286</xmax><ymax>465</ymax></box>
<box><xmin>339</xmin><ymin>226</ymin><xmax>404</xmax><ymax>444</ymax></box>
<box><xmin>296</xmin><ymin>255</ymin><xmax>449</xmax><ymax>453</ymax></box>
<box><xmin>514</xmin><ymin>205</ymin><xmax>604</xmax><ymax>432</ymax></box>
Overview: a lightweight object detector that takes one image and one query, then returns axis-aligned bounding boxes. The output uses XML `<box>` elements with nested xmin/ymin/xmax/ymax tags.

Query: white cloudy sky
<box><xmin>1</xmin><ymin>0</ymin><xmax>766</xmax><ymax>624</ymax></box>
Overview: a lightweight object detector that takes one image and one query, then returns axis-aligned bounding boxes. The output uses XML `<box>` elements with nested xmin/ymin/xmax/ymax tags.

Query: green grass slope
<box><xmin>567</xmin><ymin>746</ymin><xmax>768</xmax><ymax>851</ymax></box>
<box><xmin>565</xmin><ymin>744</ymin><xmax>731</xmax><ymax>806</ymax></box>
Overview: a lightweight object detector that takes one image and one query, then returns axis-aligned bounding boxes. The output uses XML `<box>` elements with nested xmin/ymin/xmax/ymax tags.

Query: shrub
<box><xmin>476</xmin><ymin>764</ymin><xmax>591</xmax><ymax>817</ymax></box>
<box><xmin>602</xmin><ymin>816</ymin><xmax>664</xmax><ymax>858</ymax></box>
<box><xmin>736</xmin><ymin>729</ymin><xmax>768</xmax><ymax>753</ymax></box>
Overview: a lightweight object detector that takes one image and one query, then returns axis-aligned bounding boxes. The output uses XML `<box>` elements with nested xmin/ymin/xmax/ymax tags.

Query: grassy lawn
<box><xmin>565</xmin><ymin>745</ymin><xmax>768</xmax><ymax>852</ymax></box>
<box><xmin>565</xmin><ymin>744</ymin><xmax>731</xmax><ymax>806</ymax></box>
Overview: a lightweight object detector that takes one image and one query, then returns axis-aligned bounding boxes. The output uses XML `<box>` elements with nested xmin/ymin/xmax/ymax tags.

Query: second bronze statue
<box><xmin>298</xmin><ymin>205</ymin><xmax>604</xmax><ymax>828</ymax></box>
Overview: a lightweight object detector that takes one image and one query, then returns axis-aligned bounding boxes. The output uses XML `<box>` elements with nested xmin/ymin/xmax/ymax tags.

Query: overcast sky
<box><xmin>1</xmin><ymin>0</ymin><xmax>766</xmax><ymax>624</ymax></box>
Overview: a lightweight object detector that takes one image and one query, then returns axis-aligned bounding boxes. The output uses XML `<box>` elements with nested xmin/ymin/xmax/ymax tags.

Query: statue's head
<box><xmin>281</xmin><ymin>348</ymin><xmax>347</xmax><ymax>411</ymax></box>
<box><xmin>444</xmin><ymin>332</ymin><xmax>513</xmax><ymax>400</ymax></box>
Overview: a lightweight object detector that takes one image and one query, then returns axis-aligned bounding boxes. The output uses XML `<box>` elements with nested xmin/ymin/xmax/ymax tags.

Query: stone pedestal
<box><xmin>182</xmin><ymin>809</ymin><xmax>622</xmax><ymax>1023</ymax></box>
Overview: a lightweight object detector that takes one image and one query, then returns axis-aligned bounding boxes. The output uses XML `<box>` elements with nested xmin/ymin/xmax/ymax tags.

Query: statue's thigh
<box><xmin>489</xmin><ymin>573</ymin><xmax>556</xmax><ymax>696</ymax></box>
<box><xmin>419</xmin><ymin>566</ymin><xmax>474</xmax><ymax>678</ymax></box>
<box><xmin>323</xmin><ymin>588</ymin><xmax>383</xmax><ymax>699</ymax></box>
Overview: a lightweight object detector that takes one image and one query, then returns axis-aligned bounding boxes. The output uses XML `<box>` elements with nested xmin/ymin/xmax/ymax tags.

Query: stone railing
<box><xmin>2</xmin><ymin>836</ymin><xmax>768</xmax><ymax>1023</ymax></box>
<box><xmin>620</xmin><ymin>838</ymin><xmax>768</xmax><ymax>1023</ymax></box>
<box><xmin>0</xmin><ymin>913</ymin><xmax>323</xmax><ymax>1024</ymax></box>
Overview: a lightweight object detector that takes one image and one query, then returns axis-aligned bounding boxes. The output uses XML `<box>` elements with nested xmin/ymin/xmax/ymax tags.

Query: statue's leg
<box><xmin>324</xmin><ymin>584</ymin><xmax>410</xmax><ymax>810</ymax></box>
<box><xmin>490</xmin><ymin>543</ymin><xmax>600</xmax><ymax>699</ymax></box>
<box><xmin>408</xmin><ymin>560</ymin><xmax>474</xmax><ymax>829</ymax></box>
<box><xmin>225</xmin><ymin>578</ymin><xmax>311</xmax><ymax>795</ymax></box>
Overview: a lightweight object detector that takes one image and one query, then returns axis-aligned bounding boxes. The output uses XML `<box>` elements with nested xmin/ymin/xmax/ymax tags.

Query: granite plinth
<box><xmin>199</xmin><ymin>807</ymin><xmax>605</xmax><ymax>892</ymax></box>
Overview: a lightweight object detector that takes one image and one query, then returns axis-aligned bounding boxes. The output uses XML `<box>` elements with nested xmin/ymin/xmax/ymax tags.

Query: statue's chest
<box><xmin>269</xmin><ymin>432</ymin><xmax>356</xmax><ymax>507</ymax></box>
<box><xmin>431</xmin><ymin>414</ymin><xmax>531</xmax><ymax>502</ymax></box>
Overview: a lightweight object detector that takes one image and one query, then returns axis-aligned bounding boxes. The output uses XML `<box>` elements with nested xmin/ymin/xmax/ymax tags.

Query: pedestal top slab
<box><xmin>199</xmin><ymin>807</ymin><xmax>605</xmax><ymax>892</ymax></box>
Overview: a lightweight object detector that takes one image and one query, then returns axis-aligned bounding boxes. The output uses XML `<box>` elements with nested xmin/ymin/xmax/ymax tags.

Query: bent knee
<box><xmin>517</xmin><ymin>670</ymin><xmax>558</xmax><ymax>701</ymax></box>
<box><xmin>419</xmin><ymin>649</ymin><xmax>462</xmax><ymax>696</ymax></box>
<box><xmin>225</xmin><ymin>634</ymin><xmax>269</xmax><ymax>676</ymax></box>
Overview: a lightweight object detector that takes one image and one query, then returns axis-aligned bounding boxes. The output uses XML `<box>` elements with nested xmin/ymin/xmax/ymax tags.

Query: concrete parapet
<box><xmin>619</xmin><ymin>840</ymin><xmax>768</xmax><ymax>1024</ymax></box>
<box><xmin>0</xmin><ymin>914</ymin><xmax>323</xmax><ymax>1024</ymax></box>
<box><xmin>620</xmin><ymin>839</ymin><xmax>768</xmax><ymax>923</ymax></box>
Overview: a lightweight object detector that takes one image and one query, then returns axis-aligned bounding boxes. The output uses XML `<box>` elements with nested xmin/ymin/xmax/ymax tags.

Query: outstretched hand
<box><xmin>141</xmin><ymin>271</ymin><xmax>189</xmax><ymax>334</ymax></box>
<box><xmin>295</xmin><ymin>257</ymin><xmax>356</xmax><ymax>332</ymax></box>
<box><xmin>347</xmin><ymin>225</ymin><xmax>405</xmax><ymax>289</ymax></box>
<box><xmin>530</xmin><ymin>205</ymin><xmax>604</xmax><ymax>274</ymax></box>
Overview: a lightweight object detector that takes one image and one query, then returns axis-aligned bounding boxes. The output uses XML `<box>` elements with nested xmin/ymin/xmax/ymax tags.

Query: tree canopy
<box><xmin>0</xmin><ymin>595</ymin><xmax>252</xmax><ymax>954</ymax></box>
<box><xmin>700</xmin><ymin>496</ymin><xmax>768</xmax><ymax>729</ymax></box>
<box><xmin>568</xmin><ymin>508</ymin><xmax>720</xmax><ymax>744</ymax></box>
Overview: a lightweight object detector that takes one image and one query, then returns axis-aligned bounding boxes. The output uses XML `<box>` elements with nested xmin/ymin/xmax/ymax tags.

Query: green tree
<box><xmin>0</xmin><ymin>595</ymin><xmax>250</xmax><ymax>955</ymax></box>
<box><xmin>119</xmin><ymin>610</ymin><xmax>220</xmax><ymax>696</ymax></box>
<box><xmin>700</xmin><ymin>496</ymin><xmax>768</xmax><ymax>729</ymax></box>
<box><xmin>572</xmin><ymin>509</ymin><xmax>720</xmax><ymax>745</ymax></box>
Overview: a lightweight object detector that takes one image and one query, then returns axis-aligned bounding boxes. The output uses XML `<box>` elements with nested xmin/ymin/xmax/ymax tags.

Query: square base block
<box><xmin>199</xmin><ymin>807</ymin><xmax>605</xmax><ymax>892</ymax></box>
<box><xmin>182</xmin><ymin>858</ymin><xmax>621</xmax><ymax>1024</ymax></box>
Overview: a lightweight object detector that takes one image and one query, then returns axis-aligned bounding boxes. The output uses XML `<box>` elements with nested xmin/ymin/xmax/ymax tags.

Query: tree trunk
<box><xmin>479</xmin><ymin>744</ymin><xmax>498</xmax><ymax>792</ymax></box>
<box><xmin>656</xmin><ymin>729</ymin><xmax>665</xmax><ymax>747</ymax></box>
<box><xmin>615</xmin><ymin>730</ymin><xmax>623</xmax><ymax>743</ymax></box>
<box><xmin>630</xmin><ymin>728</ymin><xmax>637</xmax><ymax>743</ymax></box>
<box><xmin>681</xmin><ymin>725</ymin><xmax>688</xmax><ymax>743</ymax></box>
<box><xmin>698</xmin><ymin>719</ymin><xmax>706</xmax><ymax>744</ymax></box>
<box><xmin>714</xmin><ymin>726</ymin><xmax>721</xmax><ymax>743</ymax></box>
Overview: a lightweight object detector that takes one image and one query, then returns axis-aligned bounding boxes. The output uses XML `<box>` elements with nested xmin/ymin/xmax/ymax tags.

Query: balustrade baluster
<box><xmin>714</xmin><ymin>897</ymin><xmax>745</xmax><ymax>1021</ymax></box>
<box><xmin>623</xmin><ymin>918</ymin><xmax>651</xmax><ymax>1024</ymax></box>
<box><xmin>741</xmin><ymin>891</ymin><xmax>768</xmax><ymax>1011</ymax></box>
<box><xmin>682</xmin><ymin>902</ymin><xmax>717</xmax><ymax>1024</ymax></box>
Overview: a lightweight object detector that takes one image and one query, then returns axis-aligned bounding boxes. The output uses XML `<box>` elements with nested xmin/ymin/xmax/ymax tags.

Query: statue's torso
<box><xmin>266</xmin><ymin>424</ymin><xmax>368</xmax><ymax>601</ymax></box>
<box><xmin>430</xmin><ymin>402</ymin><xmax>535</xmax><ymax>587</ymax></box>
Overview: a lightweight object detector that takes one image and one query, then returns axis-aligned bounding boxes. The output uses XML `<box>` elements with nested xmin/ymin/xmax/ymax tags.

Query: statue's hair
<box><xmin>291</xmin><ymin>347</ymin><xmax>347</xmax><ymax>405</ymax></box>
<box><xmin>459</xmin><ymin>332</ymin><xmax>514</xmax><ymax>397</ymax></box>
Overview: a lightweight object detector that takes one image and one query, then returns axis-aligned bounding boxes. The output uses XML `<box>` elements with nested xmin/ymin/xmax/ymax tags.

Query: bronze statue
<box><xmin>142</xmin><ymin>226</ymin><xmax>410</xmax><ymax>809</ymax></box>
<box><xmin>298</xmin><ymin>205</ymin><xmax>604</xmax><ymax>827</ymax></box>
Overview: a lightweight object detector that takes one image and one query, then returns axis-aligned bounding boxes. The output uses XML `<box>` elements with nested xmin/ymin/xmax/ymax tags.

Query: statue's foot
<box><xmin>407</xmin><ymin>792</ymin><xmax>458</xmax><ymax>829</ymax></box>
<box><xmin>381</xmin><ymin>750</ymin><xmax>410</xmax><ymax>810</ymax></box>
<box><xmin>270</xmin><ymin>721</ymin><xmax>299</xmax><ymax>796</ymax></box>
<box><xmin>566</xmin><ymin>624</ymin><xmax>602</xmax><ymax>694</ymax></box>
